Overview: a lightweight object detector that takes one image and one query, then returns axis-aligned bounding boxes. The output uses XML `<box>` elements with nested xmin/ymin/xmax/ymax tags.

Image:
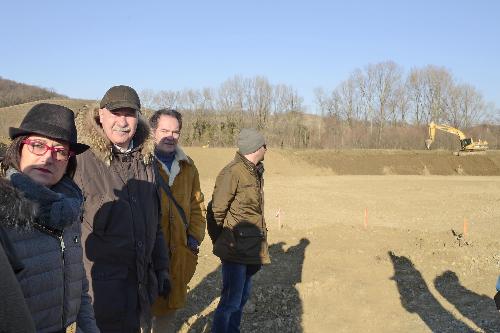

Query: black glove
<box><xmin>187</xmin><ymin>235</ymin><xmax>200</xmax><ymax>254</ymax></box>
<box><xmin>156</xmin><ymin>269</ymin><xmax>171</xmax><ymax>299</ymax></box>
<box><xmin>495</xmin><ymin>291</ymin><xmax>500</xmax><ymax>310</ymax></box>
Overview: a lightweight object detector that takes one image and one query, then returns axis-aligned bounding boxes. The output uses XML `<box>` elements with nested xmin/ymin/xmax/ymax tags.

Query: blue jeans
<box><xmin>212</xmin><ymin>261</ymin><xmax>261</xmax><ymax>333</ymax></box>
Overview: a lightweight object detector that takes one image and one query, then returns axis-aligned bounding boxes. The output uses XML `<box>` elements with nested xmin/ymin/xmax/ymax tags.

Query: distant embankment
<box><xmin>281</xmin><ymin>149</ymin><xmax>500</xmax><ymax>176</ymax></box>
<box><xmin>187</xmin><ymin>148</ymin><xmax>500</xmax><ymax>177</ymax></box>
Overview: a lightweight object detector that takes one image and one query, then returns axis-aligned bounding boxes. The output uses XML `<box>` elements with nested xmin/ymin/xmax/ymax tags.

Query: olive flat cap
<box><xmin>100</xmin><ymin>85</ymin><xmax>141</xmax><ymax>111</ymax></box>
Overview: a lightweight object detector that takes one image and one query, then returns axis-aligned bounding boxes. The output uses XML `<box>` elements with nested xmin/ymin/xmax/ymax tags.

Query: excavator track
<box><xmin>457</xmin><ymin>150</ymin><xmax>487</xmax><ymax>156</ymax></box>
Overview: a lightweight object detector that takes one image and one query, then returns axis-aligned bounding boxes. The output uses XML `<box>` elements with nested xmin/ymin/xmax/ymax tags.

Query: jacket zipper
<box><xmin>33</xmin><ymin>223</ymin><xmax>67</xmax><ymax>329</ymax></box>
<box><xmin>257</xmin><ymin>176</ymin><xmax>265</xmax><ymax>234</ymax></box>
<box><xmin>58</xmin><ymin>233</ymin><xmax>66</xmax><ymax>328</ymax></box>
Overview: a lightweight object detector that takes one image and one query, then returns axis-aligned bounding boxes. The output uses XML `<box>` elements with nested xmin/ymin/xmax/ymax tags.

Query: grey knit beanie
<box><xmin>238</xmin><ymin>128</ymin><xmax>265</xmax><ymax>155</ymax></box>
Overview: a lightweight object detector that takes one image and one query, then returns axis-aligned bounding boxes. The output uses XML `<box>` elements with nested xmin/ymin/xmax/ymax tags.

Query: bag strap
<box><xmin>154</xmin><ymin>163</ymin><xmax>189</xmax><ymax>230</ymax></box>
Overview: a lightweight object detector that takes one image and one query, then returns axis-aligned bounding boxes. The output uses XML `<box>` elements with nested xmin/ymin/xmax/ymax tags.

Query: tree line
<box><xmin>1</xmin><ymin>63</ymin><xmax>498</xmax><ymax>150</ymax></box>
<box><xmin>140</xmin><ymin>62</ymin><xmax>499</xmax><ymax>150</ymax></box>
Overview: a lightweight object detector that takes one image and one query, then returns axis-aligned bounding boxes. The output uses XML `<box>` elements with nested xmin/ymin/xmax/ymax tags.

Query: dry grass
<box><xmin>0</xmin><ymin>99</ymin><xmax>94</xmax><ymax>137</ymax></box>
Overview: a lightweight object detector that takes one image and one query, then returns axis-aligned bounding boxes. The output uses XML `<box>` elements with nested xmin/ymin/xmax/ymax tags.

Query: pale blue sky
<box><xmin>1</xmin><ymin>0</ymin><xmax>499</xmax><ymax>113</ymax></box>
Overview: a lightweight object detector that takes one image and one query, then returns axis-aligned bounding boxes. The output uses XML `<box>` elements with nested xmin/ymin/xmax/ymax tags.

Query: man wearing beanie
<box><xmin>209</xmin><ymin>128</ymin><xmax>269</xmax><ymax>333</ymax></box>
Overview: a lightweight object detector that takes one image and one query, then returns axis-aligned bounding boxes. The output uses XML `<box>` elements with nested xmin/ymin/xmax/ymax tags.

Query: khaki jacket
<box><xmin>152</xmin><ymin>147</ymin><xmax>206</xmax><ymax>315</ymax></box>
<box><xmin>212</xmin><ymin>152</ymin><xmax>270</xmax><ymax>265</ymax></box>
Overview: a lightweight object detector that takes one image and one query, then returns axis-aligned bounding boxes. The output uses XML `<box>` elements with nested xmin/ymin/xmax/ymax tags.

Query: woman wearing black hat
<box><xmin>0</xmin><ymin>103</ymin><xmax>99</xmax><ymax>332</ymax></box>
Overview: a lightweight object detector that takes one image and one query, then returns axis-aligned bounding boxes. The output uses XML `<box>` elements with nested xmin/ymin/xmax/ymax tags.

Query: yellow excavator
<box><xmin>425</xmin><ymin>121</ymin><xmax>488</xmax><ymax>154</ymax></box>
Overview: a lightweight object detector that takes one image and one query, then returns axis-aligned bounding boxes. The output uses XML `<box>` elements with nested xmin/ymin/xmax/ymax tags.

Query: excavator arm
<box><xmin>425</xmin><ymin>122</ymin><xmax>467</xmax><ymax>149</ymax></box>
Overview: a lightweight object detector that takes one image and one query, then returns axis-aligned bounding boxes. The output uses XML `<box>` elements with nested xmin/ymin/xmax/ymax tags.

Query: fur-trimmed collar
<box><xmin>75</xmin><ymin>104</ymin><xmax>155</xmax><ymax>165</ymax></box>
<box><xmin>156</xmin><ymin>146</ymin><xmax>192</xmax><ymax>186</ymax></box>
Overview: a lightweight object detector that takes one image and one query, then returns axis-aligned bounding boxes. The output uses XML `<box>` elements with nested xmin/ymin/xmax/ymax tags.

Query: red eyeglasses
<box><xmin>22</xmin><ymin>139</ymin><xmax>75</xmax><ymax>161</ymax></box>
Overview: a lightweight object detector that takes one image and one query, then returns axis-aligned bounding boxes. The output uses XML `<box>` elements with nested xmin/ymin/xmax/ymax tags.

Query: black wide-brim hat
<box><xmin>9</xmin><ymin>103</ymin><xmax>89</xmax><ymax>155</ymax></box>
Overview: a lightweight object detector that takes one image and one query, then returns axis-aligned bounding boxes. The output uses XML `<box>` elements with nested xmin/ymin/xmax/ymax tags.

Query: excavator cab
<box><xmin>460</xmin><ymin>138</ymin><xmax>472</xmax><ymax>150</ymax></box>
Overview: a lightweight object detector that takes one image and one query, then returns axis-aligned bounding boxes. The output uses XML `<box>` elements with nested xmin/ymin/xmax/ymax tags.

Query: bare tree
<box><xmin>243</xmin><ymin>76</ymin><xmax>272</xmax><ymax>129</ymax></box>
<box><xmin>421</xmin><ymin>65</ymin><xmax>454</xmax><ymax>124</ymax></box>
<box><xmin>314</xmin><ymin>87</ymin><xmax>340</xmax><ymax>118</ymax></box>
<box><xmin>139</xmin><ymin>89</ymin><xmax>156</xmax><ymax>109</ymax></box>
<box><xmin>155</xmin><ymin>90</ymin><xmax>181</xmax><ymax>109</ymax></box>
<box><xmin>407</xmin><ymin>68</ymin><xmax>426</xmax><ymax>125</ymax></box>
<box><xmin>455</xmin><ymin>84</ymin><xmax>484</xmax><ymax>127</ymax></box>
<box><xmin>335</xmin><ymin>74</ymin><xmax>361</xmax><ymax>128</ymax></box>
<box><xmin>367</xmin><ymin>62</ymin><xmax>402</xmax><ymax>145</ymax></box>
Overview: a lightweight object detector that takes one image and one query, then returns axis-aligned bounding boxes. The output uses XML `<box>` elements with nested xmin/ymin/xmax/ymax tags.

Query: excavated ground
<box><xmin>167</xmin><ymin>148</ymin><xmax>500</xmax><ymax>333</ymax></box>
<box><xmin>2</xmin><ymin>99</ymin><xmax>499</xmax><ymax>332</ymax></box>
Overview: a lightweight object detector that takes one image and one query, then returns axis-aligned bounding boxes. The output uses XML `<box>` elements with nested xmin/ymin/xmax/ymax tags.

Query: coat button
<box><xmin>137</xmin><ymin>241</ymin><xmax>143</xmax><ymax>248</ymax></box>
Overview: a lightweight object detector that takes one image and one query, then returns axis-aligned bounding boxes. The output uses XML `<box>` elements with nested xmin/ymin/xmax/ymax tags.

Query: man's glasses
<box><xmin>22</xmin><ymin>139</ymin><xmax>74</xmax><ymax>161</ymax></box>
<box><xmin>158</xmin><ymin>129</ymin><xmax>181</xmax><ymax>138</ymax></box>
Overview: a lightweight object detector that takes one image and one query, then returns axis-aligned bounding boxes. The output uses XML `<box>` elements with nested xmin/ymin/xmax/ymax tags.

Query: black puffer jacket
<box><xmin>3</xmin><ymin>172</ymin><xmax>99</xmax><ymax>333</ymax></box>
<box><xmin>0</xmin><ymin>178</ymin><xmax>36</xmax><ymax>333</ymax></box>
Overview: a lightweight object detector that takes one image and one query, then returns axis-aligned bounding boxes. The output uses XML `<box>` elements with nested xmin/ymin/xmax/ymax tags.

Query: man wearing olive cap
<box><xmin>74</xmin><ymin>85</ymin><xmax>170</xmax><ymax>333</ymax></box>
<box><xmin>209</xmin><ymin>128</ymin><xmax>270</xmax><ymax>333</ymax></box>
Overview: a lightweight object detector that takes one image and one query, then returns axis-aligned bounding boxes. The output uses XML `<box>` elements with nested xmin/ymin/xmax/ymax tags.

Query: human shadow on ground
<box><xmin>175</xmin><ymin>238</ymin><xmax>310</xmax><ymax>333</ymax></box>
<box><xmin>434</xmin><ymin>270</ymin><xmax>500</xmax><ymax>333</ymax></box>
<box><xmin>389</xmin><ymin>251</ymin><xmax>475</xmax><ymax>333</ymax></box>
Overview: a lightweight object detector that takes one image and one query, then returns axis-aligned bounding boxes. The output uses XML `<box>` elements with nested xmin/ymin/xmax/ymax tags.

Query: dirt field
<box><xmin>2</xmin><ymin>96</ymin><xmax>499</xmax><ymax>332</ymax></box>
<box><xmin>0</xmin><ymin>95</ymin><xmax>500</xmax><ymax>333</ymax></box>
<box><xmin>167</xmin><ymin>147</ymin><xmax>500</xmax><ymax>333</ymax></box>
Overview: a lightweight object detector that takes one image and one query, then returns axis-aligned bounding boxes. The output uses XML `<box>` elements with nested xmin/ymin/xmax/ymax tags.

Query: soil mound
<box><xmin>282</xmin><ymin>149</ymin><xmax>500</xmax><ymax>176</ymax></box>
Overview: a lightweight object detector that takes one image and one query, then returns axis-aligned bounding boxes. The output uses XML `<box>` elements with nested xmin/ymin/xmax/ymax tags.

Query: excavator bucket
<box><xmin>425</xmin><ymin>139</ymin><xmax>432</xmax><ymax>150</ymax></box>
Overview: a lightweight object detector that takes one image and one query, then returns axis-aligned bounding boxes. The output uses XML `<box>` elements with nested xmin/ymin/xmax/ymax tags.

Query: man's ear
<box><xmin>98</xmin><ymin>108</ymin><xmax>105</xmax><ymax>124</ymax></box>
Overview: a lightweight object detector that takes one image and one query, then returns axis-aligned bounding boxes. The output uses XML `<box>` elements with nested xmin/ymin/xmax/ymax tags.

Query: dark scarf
<box><xmin>6</xmin><ymin>169</ymin><xmax>83</xmax><ymax>231</ymax></box>
<box><xmin>155</xmin><ymin>149</ymin><xmax>176</xmax><ymax>171</ymax></box>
